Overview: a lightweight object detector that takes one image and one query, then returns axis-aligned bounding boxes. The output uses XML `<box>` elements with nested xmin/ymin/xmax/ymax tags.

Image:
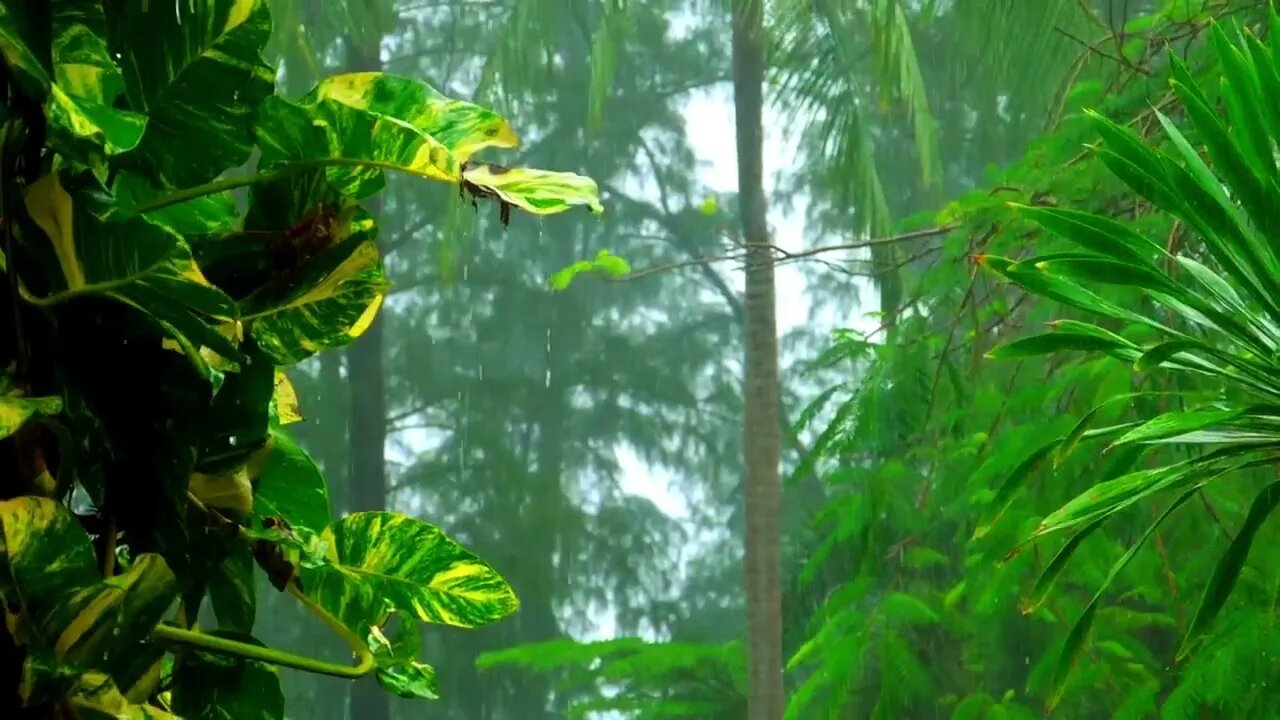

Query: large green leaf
<box><xmin>103</xmin><ymin>0</ymin><xmax>276</xmax><ymax>186</ymax></box>
<box><xmin>23</xmin><ymin>171</ymin><xmax>243</xmax><ymax>380</ymax></box>
<box><xmin>170</xmin><ymin>632</ymin><xmax>284</xmax><ymax>720</ymax></box>
<box><xmin>45</xmin><ymin>4</ymin><xmax>146</xmax><ymax>160</ymax></box>
<box><xmin>309</xmin><ymin>71</ymin><xmax>520</xmax><ymax>162</ymax></box>
<box><xmin>240</xmin><ymin>228</ymin><xmax>388</xmax><ymax>366</ymax></box>
<box><xmin>255</xmin><ymin>93</ymin><xmax>458</xmax><ymax>197</ymax></box>
<box><xmin>300</xmin><ymin>512</ymin><xmax>519</xmax><ymax>637</ymax></box>
<box><xmin>251</xmin><ymin>427</ymin><xmax>332</xmax><ymax>533</ymax></box>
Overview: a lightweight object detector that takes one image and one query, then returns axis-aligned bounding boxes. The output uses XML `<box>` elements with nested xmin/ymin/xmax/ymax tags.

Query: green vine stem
<box><xmin>154</xmin><ymin>491</ymin><xmax>378</xmax><ymax>679</ymax></box>
<box><xmin>149</xmin><ymin>615</ymin><xmax>375</xmax><ymax>679</ymax></box>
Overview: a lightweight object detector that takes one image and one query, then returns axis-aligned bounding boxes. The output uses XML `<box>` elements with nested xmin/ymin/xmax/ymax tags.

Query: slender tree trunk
<box><xmin>344</xmin><ymin>36</ymin><xmax>391</xmax><ymax>720</ymax></box>
<box><xmin>731</xmin><ymin>2</ymin><xmax>785</xmax><ymax>718</ymax></box>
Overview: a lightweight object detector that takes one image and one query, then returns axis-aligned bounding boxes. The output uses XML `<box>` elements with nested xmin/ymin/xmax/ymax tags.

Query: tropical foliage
<box><xmin>0</xmin><ymin>1</ymin><xmax>601</xmax><ymax>717</ymax></box>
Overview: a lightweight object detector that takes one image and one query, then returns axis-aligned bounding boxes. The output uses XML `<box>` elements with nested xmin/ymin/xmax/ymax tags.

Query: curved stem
<box><xmin>149</xmin><ymin>621</ymin><xmax>375</xmax><ymax>680</ymax></box>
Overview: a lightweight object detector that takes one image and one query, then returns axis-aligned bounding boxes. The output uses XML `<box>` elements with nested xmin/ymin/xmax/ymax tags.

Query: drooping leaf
<box><xmin>1109</xmin><ymin>407</ymin><xmax>1246</xmax><ymax>447</ymax></box>
<box><xmin>103</xmin><ymin>0</ymin><xmax>276</xmax><ymax>186</ymax></box>
<box><xmin>1179</xmin><ymin>479</ymin><xmax>1280</xmax><ymax>657</ymax></box>
<box><xmin>1046</xmin><ymin>486</ymin><xmax>1201</xmax><ymax>711</ymax></box>
<box><xmin>462</xmin><ymin>162</ymin><xmax>604</xmax><ymax>216</ymax></box>
<box><xmin>986</xmin><ymin>330</ymin><xmax>1135</xmax><ymax>359</ymax></box>
<box><xmin>300</xmin><ymin>512</ymin><xmax>518</xmax><ymax>638</ymax></box>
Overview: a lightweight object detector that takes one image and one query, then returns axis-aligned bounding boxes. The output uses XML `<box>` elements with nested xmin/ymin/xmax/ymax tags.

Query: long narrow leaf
<box><xmin>1179</xmin><ymin>479</ymin><xmax>1280</xmax><ymax>658</ymax></box>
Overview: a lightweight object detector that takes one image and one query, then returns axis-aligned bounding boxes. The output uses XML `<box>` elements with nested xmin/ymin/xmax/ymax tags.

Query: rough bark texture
<box><xmin>344</xmin><ymin>37</ymin><xmax>391</xmax><ymax>720</ymax></box>
<box><xmin>731</xmin><ymin>2</ymin><xmax>785</xmax><ymax>718</ymax></box>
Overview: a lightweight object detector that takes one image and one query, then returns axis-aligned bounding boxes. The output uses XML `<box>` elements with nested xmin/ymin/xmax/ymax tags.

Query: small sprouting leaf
<box><xmin>300</xmin><ymin>512</ymin><xmax>518</xmax><ymax>636</ymax></box>
<box><xmin>368</xmin><ymin>621</ymin><xmax>439</xmax><ymax>700</ymax></box>
<box><xmin>270</xmin><ymin>370</ymin><xmax>303</xmax><ymax>425</ymax></box>
<box><xmin>548</xmin><ymin>249</ymin><xmax>631</xmax><ymax>291</ymax></box>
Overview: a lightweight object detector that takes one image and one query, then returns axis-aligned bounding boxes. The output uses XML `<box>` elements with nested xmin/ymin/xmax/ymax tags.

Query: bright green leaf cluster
<box><xmin>0</xmin><ymin>0</ymin><xmax>602</xmax><ymax>716</ymax></box>
<box><xmin>980</xmin><ymin>11</ymin><xmax>1280</xmax><ymax>709</ymax></box>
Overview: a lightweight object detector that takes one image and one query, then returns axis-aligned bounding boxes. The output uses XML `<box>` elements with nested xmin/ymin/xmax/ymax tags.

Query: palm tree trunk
<box><xmin>731</xmin><ymin>1</ymin><xmax>785</xmax><ymax>718</ymax></box>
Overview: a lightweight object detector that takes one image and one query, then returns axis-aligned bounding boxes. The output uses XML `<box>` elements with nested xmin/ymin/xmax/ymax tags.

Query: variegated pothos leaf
<box><xmin>299</xmin><ymin>512</ymin><xmax>518</xmax><ymax>639</ymax></box>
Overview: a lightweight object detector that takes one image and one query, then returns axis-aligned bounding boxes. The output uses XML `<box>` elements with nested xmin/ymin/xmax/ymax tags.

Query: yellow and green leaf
<box><xmin>463</xmin><ymin>162</ymin><xmax>603</xmax><ymax>216</ymax></box>
<box><xmin>368</xmin><ymin>621</ymin><xmax>438</xmax><ymax>700</ymax></box>
<box><xmin>68</xmin><ymin>670</ymin><xmax>180</xmax><ymax>720</ymax></box>
<box><xmin>270</xmin><ymin>370</ymin><xmax>302</xmax><ymax>425</ymax></box>
<box><xmin>0</xmin><ymin>392</ymin><xmax>62</xmax><ymax>441</ymax></box>
<box><xmin>310</xmin><ymin>71</ymin><xmax>520</xmax><ymax>162</ymax></box>
<box><xmin>255</xmin><ymin>94</ymin><xmax>460</xmax><ymax>196</ymax></box>
<box><xmin>0</xmin><ymin>497</ymin><xmax>178</xmax><ymax>668</ymax></box>
<box><xmin>240</xmin><ymin>231</ymin><xmax>389</xmax><ymax>366</ymax></box>
<box><xmin>299</xmin><ymin>511</ymin><xmax>518</xmax><ymax>637</ymax></box>
<box><xmin>44</xmin><ymin>5</ymin><xmax>146</xmax><ymax>162</ymax></box>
